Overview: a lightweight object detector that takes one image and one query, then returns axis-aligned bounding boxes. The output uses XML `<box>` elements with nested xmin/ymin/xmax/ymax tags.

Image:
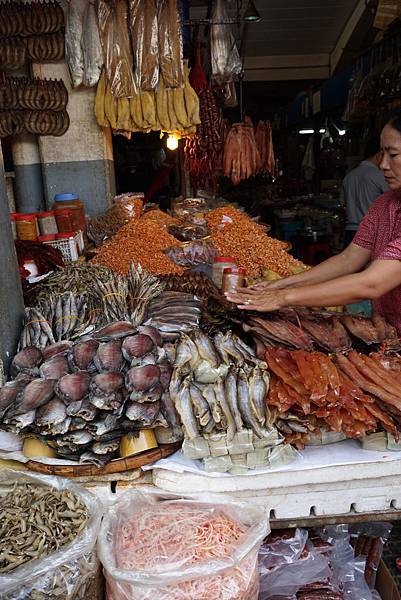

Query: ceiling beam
<box><xmin>330</xmin><ymin>0</ymin><xmax>367</xmax><ymax>74</ymax></box>
<box><xmin>243</xmin><ymin>54</ymin><xmax>330</xmax><ymax>81</ymax></box>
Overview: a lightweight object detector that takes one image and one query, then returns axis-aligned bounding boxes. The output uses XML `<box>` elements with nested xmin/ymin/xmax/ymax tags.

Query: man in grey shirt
<box><xmin>342</xmin><ymin>137</ymin><xmax>387</xmax><ymax>247</ymax></box>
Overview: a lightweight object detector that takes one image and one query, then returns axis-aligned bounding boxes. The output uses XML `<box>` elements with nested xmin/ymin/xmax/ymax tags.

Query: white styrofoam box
<box><xmin>152</xmin><ymin>459</ymin><xmax>401</xmax><ymax>519</ymax></box>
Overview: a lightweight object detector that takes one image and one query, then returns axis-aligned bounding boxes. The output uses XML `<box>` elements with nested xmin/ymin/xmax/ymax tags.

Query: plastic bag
<box><xmin>82</xmin><ymin>0</ymin><xmax>103</xmax><ymax>87</ymax></box>
<box><xmin>350</xmin><ymin>522</ymin><xmax>392</xmax><ymax>589</ymax></box>
<box><xmin>167</xmin><ymin>223</ymin><xmax>210</xmax><ymax>241</ymax></box>
<box><xmin>158</xmin><ymin>0</ymin><xmax>184</xmax><ymax>88</ymax></box>
<box><xmin>258</xmin><ymin>530</ymin><xmax>331</xmax><ymax>599</ymax></box>
<box><xmin>128</xmin><ymin>0</ymin><xmax>159</xmax><ymax>91</ymax></box>
<box><xmin>65</xmin><ymin>0</ymin><xmax>86</xmax><ymax>88</ymax></box>
<box><xmin>98</xmin><ymin>488</ymin><xmax>269</xmax><ymax>600</ymax></box>
<box><xmin>165</xmin><ymin>240</ymin><xmax>216</xmax><ymax>267</ymax></box>
<box><xmin>98</xmin><ymin>0</ymin><xmax>136</xmax><ymax>98</ymax></box>
<box><xmin>210</xmin><ymin>0</ymin><xmax>242</xmax><ymax>85</ymax></box>
<box><xmin>0</xmin><ymin>470</ymin><xmax>103</xmax><ymax>600</ymax></box>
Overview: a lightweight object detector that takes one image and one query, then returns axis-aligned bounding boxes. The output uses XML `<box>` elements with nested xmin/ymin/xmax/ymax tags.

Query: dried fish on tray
<box><xmin>168</xmin><ymin>329</ymin><xmax>290</xmax><ymax>473</ymax></box>
<box><xmin>0</xmin><ymin>471</ymin><xmax>102</xmax><ymax>600</ymax></box>
<box><xmin>266</xmin><ymin>348</ymin><xmax>399</xmax><ymax>448</ymax></box>
<box><xmin>1</xmin><ymin>324</ymin><xmax>180</xmax><ymax>463</ymax></box>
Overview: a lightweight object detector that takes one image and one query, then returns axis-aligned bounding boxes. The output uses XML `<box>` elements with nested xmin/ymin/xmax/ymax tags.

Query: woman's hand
<box><xmin>225</xmin><ymin>287</ymin><xmax>285</xmax><ymax>311</ymax></box>
<box><xmin>248</xmin><ymin>279</ymin><xmax>289</xmax><ymax>291</ymax></box>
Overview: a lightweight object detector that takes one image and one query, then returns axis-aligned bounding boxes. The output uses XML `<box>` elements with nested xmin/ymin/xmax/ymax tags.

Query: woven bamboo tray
<box><xmin>25</xmin><ymin>442</ymin><xmax>181</xmax><ymax>477</ymax></box>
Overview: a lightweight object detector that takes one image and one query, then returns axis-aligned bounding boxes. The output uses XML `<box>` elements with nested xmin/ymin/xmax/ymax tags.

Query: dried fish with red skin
<box><xmin>292</xmin><ymin>351</ymin><xmax>328</xmax><ymax>403</ymax></box>
<box><xmin>341</xmin><ymin>314</ymin><xmax>381</xmax><ymax>345</ymax></box>
<box><xmin>252</xmin><ymin>317</ymin><xmax>314</xmax><ymax>351</ymax></box>
<box><xmin>348</xmin><ymin>350</ymin><xmax>401</xmax><ymax>399</ymax></box>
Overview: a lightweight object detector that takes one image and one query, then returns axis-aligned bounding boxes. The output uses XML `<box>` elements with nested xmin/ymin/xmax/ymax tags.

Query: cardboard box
<box><xmin>376</xmin><ymin>560</ymin><xmax>401</xmax><ymax>600</ymax></box>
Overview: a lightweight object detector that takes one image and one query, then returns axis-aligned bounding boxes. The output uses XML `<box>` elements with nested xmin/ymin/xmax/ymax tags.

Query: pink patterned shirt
<box><xmin>353</xmin><ymin>190</ymin><xmax>401</xmax><ymax>333</ymax></box>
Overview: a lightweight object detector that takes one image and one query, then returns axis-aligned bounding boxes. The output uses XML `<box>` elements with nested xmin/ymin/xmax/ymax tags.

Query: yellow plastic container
<box><xmin>23</xmin><ymin>437</ymin><xmax>57</xmax><ymax>459</ymax></box>
<box><xmin>120</xmin><ymin>429</ymin><xmax>158</xmax><ymax>458</ymax></box>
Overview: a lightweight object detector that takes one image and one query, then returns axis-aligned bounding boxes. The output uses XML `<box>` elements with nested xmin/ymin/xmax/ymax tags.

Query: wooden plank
<box><xmin>271</xmin><ymin>509</ymin><xmax>401</xmax><ymax>529</ymax></box>
<box><xmin>25</xmin><ymin>442</ymin><xmax>181</xmax><ymax>478</ymax></box>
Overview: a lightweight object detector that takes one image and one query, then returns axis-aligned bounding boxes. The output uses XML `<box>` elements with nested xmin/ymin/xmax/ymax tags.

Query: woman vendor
<box><xmin>226</xmin><ymin>110</ymin><xmax>401</xmax><ymax>335</ymax></box>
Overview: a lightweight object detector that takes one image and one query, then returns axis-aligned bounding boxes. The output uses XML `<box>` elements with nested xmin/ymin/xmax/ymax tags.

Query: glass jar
<box><xmin>222</xmin><ymin>267</ymin><xmax>246</xmax><ymax>294</ymax></box>
<box><xmin>212</xmin><ymin>256</ymin><xmax>237</xmax><ymax>289</ymax></box>
<box><xmin>15</xmin><ymin>214</ymin><xmax>38</xmax><ymax>241</ymax></box>
<box><xmin>55</xmin><ymin>208</ymin><xmax>74</xmax><ymax>233</ymax></box>
<box><xmin>53</xmin><ymin>193</ymin><xmax>87</xmax><ymax>240</ymax></box>
<box><xmin>37</xmin><ymin>211</ymin><xmax>58</xmax><ymax>235</ymax></box>
<box><xmin>22</xmin><ymin>257</ymin><xmax>38</xmax><ymax>278</ymax></box>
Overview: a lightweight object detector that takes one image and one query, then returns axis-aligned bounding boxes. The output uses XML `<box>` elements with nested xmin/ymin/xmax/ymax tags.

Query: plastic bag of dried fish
<box><xmin>0</xmin><ymin>470</ymin><xmax>103</xmax><ymax>600</ymax></box>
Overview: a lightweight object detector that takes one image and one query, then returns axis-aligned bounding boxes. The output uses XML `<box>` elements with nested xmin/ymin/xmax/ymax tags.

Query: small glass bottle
<box><xmin>222</xmin><ymin>267</ymin><xmax>246</xmax><ymax>294</ymax></box>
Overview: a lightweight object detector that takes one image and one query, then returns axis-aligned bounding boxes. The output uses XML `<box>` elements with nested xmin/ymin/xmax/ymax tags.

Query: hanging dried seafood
<box><xmin>223</xmin><ymin>120</ymin><xmax>261</xmax><ymax>185</ymax></box>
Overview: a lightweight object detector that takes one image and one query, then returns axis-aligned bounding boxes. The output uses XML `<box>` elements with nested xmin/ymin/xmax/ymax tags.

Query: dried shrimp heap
<box><xmin>207</xmin><ymin>206</ymin><xmax>304</xmax><ymax>277</ymax></box>
<box><xmin>92</xmin><ymin>209</ymin><xmax>184</xmax><ymax>276</ymax></box>
<box><xmin>100</xmin><ymin>496</ymin><xmax>267</xmax><ymax>600</ymax></box>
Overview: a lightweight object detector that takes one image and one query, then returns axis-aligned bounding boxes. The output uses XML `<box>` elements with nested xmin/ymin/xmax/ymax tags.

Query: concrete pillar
<box><xmin>0</xmin><ymin>141</ymin><xmax>25</xmax><ymax>376</ymax></box>
<box><xmin>11</xmin><ymin>134</ymin><xmax>45</xmax><ymax>213</ymax></box>
<box><xmin>32</xmin><ymin>61</ymin><xmax>116</xmax><ymax>216</ymax></box>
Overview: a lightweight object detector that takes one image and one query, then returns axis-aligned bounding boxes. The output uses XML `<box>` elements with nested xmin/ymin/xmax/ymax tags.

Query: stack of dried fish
<box><xmin>244</xmin><ymin>309</ymin><xmax>400</xmax><ymax>355</ymax></box>
<box><xmin>168</xmin><ymin>329</ymin><xmax>293</xmax><ymax>473</ymax></box>
<box><xmin>334</xmin><ymin>350</ymin><xmax>401</xmax><ymax>429</ymax></box>
<box><xmin>19</xmin><ymin>294</ymin><xmax>90</xmax><ymax>350</ymax></box>
<box><xmin>1</xmin><ymin>323</ymin><xmax>177</xmax><ymax>463</ymax></box>
<box><xmin>266</xmin><ymin>348</ymin><xmax>398</xmax><ymax>448</ymax></box>
<box><xmin>159</xmin><ymin>272</ymin><xmax>220</xmax><ymax>299</ymax></box>
<box><xmin>146</xmin><ymin>291</ymin><xmax>202</xmax><ymax>340</ymax></box>
<box><xmin>20</xmin><ymin>264</ymin><xmax>165</xmax><ymax>349</ymax></box>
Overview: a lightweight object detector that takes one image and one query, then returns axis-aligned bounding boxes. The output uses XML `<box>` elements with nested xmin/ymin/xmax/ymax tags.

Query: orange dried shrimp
<box><xmin>108</xmin><ymin>504</ymin><xmax>259</xmax><ymax>600</ymax></box>
<box><xmin>206</xmin><ymin>206</ymin><xmax>304</xmax><ymax>277</ymax></box>
<box><xmin>92</xmin><ymin>209</ymin><xmax>183</xmax><ymax>276</ymax></box>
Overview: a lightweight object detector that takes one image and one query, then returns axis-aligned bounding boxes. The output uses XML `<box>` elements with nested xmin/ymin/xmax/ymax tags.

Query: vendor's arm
<box><xmin>250</xmin><ymin>243</ymin><xmax>371</xmax><ymax>291</ymax></box>
<box><xmin>226</xmin><ymin>259</ymin><xmax>401</xmax><ymax>311</ymax></box>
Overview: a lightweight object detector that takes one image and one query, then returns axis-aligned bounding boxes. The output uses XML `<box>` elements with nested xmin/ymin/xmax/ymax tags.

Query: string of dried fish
<box><xmin>0</xmin><ymin>483</ymin><xmax>88</xmax><ymax>575</ymax></box>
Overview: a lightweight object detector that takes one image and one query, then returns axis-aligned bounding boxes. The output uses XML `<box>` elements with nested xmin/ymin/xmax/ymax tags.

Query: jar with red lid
<box><xmin>55</xmin><ymin>208</ymin><xmax>74</xmax><ymax>233</ymax></box>
<box><xmin>212</xmin><ymin>256</ymin><xmax>237</xmax><ymax>288</ymax></box>
<box><xmin>15</xmin><ymin>214</ymin><xmax>38</xmax><ymax>241</ymax></box>
<box><xmin>37</xmin><ymin>211</ymin><xmax>58</xmax><ymax>235</ymax></box>
<box><xmin>38</xmin><ymin>234</ymin><xmax>56</xmax><ymax>242</ymax></box>
<box><xmin>53</xmin><ymin>193</ymin><xmax>87</xmax><ymax>241</ymax></box>
<box><xmin>222</xmin><ymin>267</ymin><xmax>246</xmax><ymax>294</ymax></box>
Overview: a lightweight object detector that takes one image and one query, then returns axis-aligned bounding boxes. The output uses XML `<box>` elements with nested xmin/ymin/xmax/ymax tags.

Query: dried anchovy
<box><xmin>0</xmin><ymin>483</ymin><xmax>88</xmax><ymax>575</ymax></box>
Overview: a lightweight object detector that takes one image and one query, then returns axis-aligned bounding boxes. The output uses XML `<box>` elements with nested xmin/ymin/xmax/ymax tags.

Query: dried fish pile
<box><xmin>266</xmin><ymin>348</ymin><xmax>398</xmax><ymax>448</ymax></box>
<box><xmin>0</xmin><ymin>476</ymin><xmax>102</xmax><ymax>600</ymax></box>
<box><xmin>244</xmin><ymin>310</ymin><xmax>400</xmax><ymax>355</ymax></box>
<box><xmin>0</xmin><ymin>323</ymin><xmax>177</xmax><ymax>463</ymax></box>
<box><xmin>169</xmin><ymin>330</ymin><xmax>294</xmax><ymax>473</ymax></box>
<box><xmin>20</xmin><ymin>264</ymin><xmax>164</xmax><ymax>349</ymax></box>
<box><xmin>334</xmin><ymin>350</ymin><xmax>401</xmax><ymax>429</ymax></box>
<box><xmin>19</xmin><ymin>294</ymin><xmax>90</xmax><ymax>350</ymax></box>
<box><xmin>206</xmin><ymin>206</ymin><xmax>304</xmax><ymax>277</ymax></box>
<box><xmin>146</xmin><ymin>291</ymin><xmax>202</xmax><ymax>340</ymax></box>
<box><xmin>0</xmin><ymin>483</ymin><xmax>88</xmax><ymax>575</ymax></box>
<box><xmin>159</xmin><ymin>272</ymin><xmax>221</xmax><ymax>299</ymax></box>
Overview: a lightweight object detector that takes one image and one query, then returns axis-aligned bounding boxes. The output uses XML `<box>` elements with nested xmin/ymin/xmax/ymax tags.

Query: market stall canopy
<box><xmin>189</xmin><ymin>0</ymin><xmax>375</xmax><ymax>81</ymax></box>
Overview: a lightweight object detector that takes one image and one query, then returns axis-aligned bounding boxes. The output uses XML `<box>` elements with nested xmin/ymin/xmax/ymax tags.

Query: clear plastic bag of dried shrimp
<box><xmin>98</xmin><ymin>487</ymin><xmax>269</xmax><ymax>600</ymax></box>
<box><xmin>0</xmin><ymin>470</ymin><xmax>103</xmax><ymax>600</ymax></box>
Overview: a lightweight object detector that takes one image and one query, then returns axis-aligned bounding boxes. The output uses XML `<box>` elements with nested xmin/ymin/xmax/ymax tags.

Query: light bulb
<box><xmin>299</xmin><ymin>129</ymin><xmax>315</xmax><ymax>134</ymax></box>
<box><xmin>166</xmin><ymin>134</ymin><xmax>179</xmax><ymax>150</ymax></box>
